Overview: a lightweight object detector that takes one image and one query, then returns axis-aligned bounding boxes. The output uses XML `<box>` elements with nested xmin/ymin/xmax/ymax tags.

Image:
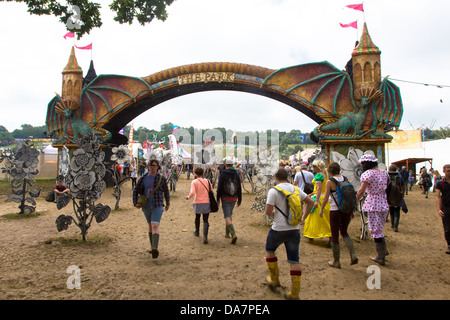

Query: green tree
<box><xmin>3</xmin><ymin>0</ymin><xmax>175</xmax><ymax>38</ymax></box>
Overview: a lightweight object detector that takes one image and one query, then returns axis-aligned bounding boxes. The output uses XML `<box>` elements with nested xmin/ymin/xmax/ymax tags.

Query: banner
<box><xmin>387</xmin><ymin>130</ymin><xmax>422</xmax><ymax>150</ymax></box>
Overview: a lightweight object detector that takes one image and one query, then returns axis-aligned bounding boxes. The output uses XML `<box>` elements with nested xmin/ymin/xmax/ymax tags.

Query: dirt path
<box><xmin>0</xmin><ymin>177</ymin><xmax>448</xmax><ymax>300</ymax></box>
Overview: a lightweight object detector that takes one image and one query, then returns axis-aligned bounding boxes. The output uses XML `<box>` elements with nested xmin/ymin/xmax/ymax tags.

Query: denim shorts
<box><xmin>265</xmin><ymin>229</ymin><xmax>300</xmax><ymax>264</ymax></box>
<box><xmin>221</xmin><ymin>200</ymin><xmax>236</xmax><ymax>218</ymax></box>
<box><xmin>142</xmin><ymin>206</ymin><xmax>164</xmax><ymax>224</ymax></box>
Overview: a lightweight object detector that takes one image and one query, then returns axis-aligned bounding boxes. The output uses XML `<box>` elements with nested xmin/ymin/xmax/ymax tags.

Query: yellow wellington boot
<box><xmin>284</xmin><ymin>270</ymin><xmax>301</xmax><ymax>300</ymax></box>
<box><xmin>265</xmin><ymin>257</ymin><xmax>280</xmax><ymax>291</ymax></box>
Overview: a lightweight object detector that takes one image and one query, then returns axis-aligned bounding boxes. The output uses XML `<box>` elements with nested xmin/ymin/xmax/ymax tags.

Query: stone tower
<box><xmin>351</xmin><ymin>23</ymin><xmax>381</xmax><ymax>93</ymax></box>
<box><xmin>61</xmin><ymin>46</ymin><xmax>83</xmax><ymax>106</ymax></box>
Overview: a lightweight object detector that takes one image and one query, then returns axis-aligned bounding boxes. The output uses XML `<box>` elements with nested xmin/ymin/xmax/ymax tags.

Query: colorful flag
<box><xmin>340</xmin><ymin>21</ymin><xmax>358</xmax><ymax>29</ymax></box>
<box><xmin>345</xmin><ymin>4</ymin><xmax>364</xmax><ymax>12</ymax></box>
<box><xmin>171</xmin><ymin>125</ymin><xmax>179</xmax><ymax>133</ymax></box>
<box><xmin>75</xmin><ymin>43</ymin><xmax>92</xmax><ymax>50</ymax></box>
<box><xmin>63</xmin><ymin>32</ymin><xmax>75</xmax><ymax>39</ymax></box>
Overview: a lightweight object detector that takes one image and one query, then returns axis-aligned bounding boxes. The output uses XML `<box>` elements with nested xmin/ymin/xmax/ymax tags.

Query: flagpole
<box><xmin>356</xmin><ymin>20</ymin><xmax>359</xmax><ymax>42</ymax></box>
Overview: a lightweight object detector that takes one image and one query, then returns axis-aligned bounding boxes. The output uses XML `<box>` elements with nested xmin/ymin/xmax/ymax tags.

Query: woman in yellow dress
<box><xmin>302</xmin><ymin>160</ymin><xmax>332</xmax><ymax>243</ymax></box>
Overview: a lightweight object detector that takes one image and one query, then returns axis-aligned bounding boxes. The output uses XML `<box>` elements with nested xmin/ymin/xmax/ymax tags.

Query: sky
<box><xmin>1</xmin><ymin>0</ymin><xmax>450</xmax><ymax>135</ymax></box>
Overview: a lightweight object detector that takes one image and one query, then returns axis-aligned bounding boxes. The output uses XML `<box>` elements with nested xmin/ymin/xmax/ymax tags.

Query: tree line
<box><xmin>3</xmin><ymin>123</ymin><xmax>450</xmax><ymax>154</ymax></box>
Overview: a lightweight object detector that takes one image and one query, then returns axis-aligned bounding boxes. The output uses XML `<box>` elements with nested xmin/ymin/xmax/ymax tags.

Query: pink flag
<box><xmin>345</xmin><ymin>3</ymin><xmax>364</xmax><ymax>12</ymax></box>
<box><xmin>340</xmin><ymin>21</ymin><xmax>358</xmax><ymax>29</ymax></box>
<box><xmin>63</xmin><ymin>32</ymin><xmax>75</xmax><ymax>39</ymax></box>
<box><xmin>75</xmin><ymin>43</ymin><xmax>92</xmax><ymax>50</ymax></box>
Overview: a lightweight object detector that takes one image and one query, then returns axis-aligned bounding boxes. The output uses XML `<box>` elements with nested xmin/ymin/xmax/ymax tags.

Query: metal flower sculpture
<box><xmin>331</xmin><ymin>147</ymin><xmax>387</xmax><ymax>191</ymax></box>
<box><xmin>3</xmin><ymin>141</ymin><xmax>41</xmax><ymax>214</ymax></box>
<box><xmin>55</xmin><ymin>133</ymin><xmax>111</xmax><ymax>241</ymax></box>
<box><xmin>108</xmin><ymin>144</ymin><xmax>130</xmax><ymax>210</ymax></box>
<box><xmin>110</xmin><ymin>145</ymin><xmax>130</xmax><ymax>164</ymax></box>
<box><xmin>249</xmin><ymin>147</ymin><xmax>278</xmax><ymax>225</ymax></box>
<box><xmin>330</xmin><ymin>147</ymin><xmax>387</xmax><ymax>240</ymax></box>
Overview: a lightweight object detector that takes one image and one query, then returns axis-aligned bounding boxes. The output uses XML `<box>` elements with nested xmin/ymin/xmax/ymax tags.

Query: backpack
<box><xmin>329</xmin><ymin>176</ymin><xmax>357</xmax><ymax>214</ymax></box>
<box><xmin>272</xmin><ymin>186</ymin><xmax>303</xmax><ymax>225</ymax></box>
<box><xmin>223</xmin><ymin>172</ymin><xmax>239</xmax><ymax>196</ymax></box>
<box><xmin>387</xmin><ymin>174</ymin><xmax>403</xmax><ymax>207</ymax></box>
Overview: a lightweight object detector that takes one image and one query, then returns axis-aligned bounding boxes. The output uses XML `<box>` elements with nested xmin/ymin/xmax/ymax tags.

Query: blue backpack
<box><xmin>330</xmin><ymin>176</ymin><xmax>357</xmax><ymax>214</ymax></box>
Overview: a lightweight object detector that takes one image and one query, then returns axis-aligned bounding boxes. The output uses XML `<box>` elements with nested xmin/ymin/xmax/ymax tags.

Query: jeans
<box><xmin>265</xmin><ymin>229</ymin><xmax>300</xmax><ymax>264</ymax></box>
<box><xmin>142</xmin><ymin>206</ymin><xmax>164</xmax><ymax>224</ymax></box>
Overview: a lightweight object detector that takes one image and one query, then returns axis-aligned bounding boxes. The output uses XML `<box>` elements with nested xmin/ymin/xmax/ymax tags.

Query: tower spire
<box><xmin>61</xmin><ymin>46</ymin><xmax>83</xmax><ymax>106</ymax></box>
<box><xmin>351</xmin><ymin>22</ymin><xmax>381</xmax><ymax>93</ymax></box>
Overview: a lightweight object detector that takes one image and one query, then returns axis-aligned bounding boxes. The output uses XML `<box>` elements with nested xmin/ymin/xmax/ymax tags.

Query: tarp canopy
<box><xmin>391</xmin><ymin>158</ymin><xmax>432</xmax><ymax>166</ymax></box>
<box><xmin>391</xmin><ymin>158</ymin><xmax>432</xmax><ymax>171</ymax></box>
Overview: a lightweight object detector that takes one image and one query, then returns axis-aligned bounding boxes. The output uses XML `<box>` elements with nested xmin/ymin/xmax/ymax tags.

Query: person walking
<box><xmin>387</xmin><ymin>164</ymin><xmax>406</xmax><ymax>232</ymax></box>
<box><xmin>129</xmin><ymin>158</ymin><xmax>138</xmax><ymax>189</ymax></box>
<box><xmin>356</xmin><ymin>154</ymin><xmax>389</xmax><ymax>266</ymax></box>
<box><xmin>399</xmin><ymin>166</ymin><xmax>409</xmax><ymax>195</ymax></box>
<box><xmin>216</xmin><ymin>161</ymin><xmax>242</xmax><ymax>244</ymax></box>
<box><xmin>433</xmin><ymin>170</ymin><xmax>442</xmax><ymax>193</ymax></box>
<box><xmin>420</xmin><ymin>168</ymin><xmax>432</xmax><ymax>198</ymax></box>
<box><xmin>320</xmin><ymin>162</ymin><xmax>358</xmax><ymax>268</ymax></box>
<box><xmin>133</xmin><ymin>159</ymin><xmax>170</xmax><ymax>259</ymax></box>
<box><xmin>302</xmin><ymin>159</ymin><xmax>332</xmax><ymax>244</ymax></box>
<box><xmin>185</xmin><ymin>167</ymin><xmax>212</xmax><ymax>244</ymax></box>
<box><xmin>408</xmin><ymin>170</ymin><xmax>415</xmax><ymax>191</ymax></box>
<box><xmin>264</xmin><ymin>168</ymin><xmax>314</xmax><ymax>300</ymax></box>
<box><xmin>435</xmin><ymin>164</ymin><xmax>450</xmax><ymax>254</ymax></box>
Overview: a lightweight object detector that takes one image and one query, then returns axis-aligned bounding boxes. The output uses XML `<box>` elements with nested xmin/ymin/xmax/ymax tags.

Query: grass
<box><xmin>1</xmin><ymin>212</ymin><xmax>42</xmax><ymax>219</ymax></box>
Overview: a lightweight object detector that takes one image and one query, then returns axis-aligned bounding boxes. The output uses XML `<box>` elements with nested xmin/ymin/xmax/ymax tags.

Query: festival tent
<box><xmin>300</xmin><ymin>148</ymin><xmax>319</xmax><ymax>163</ymax></box>
<box><xmin>386</xmin><ymin>135</ymin><xmax>450</xmax><ymax>175</ymax></box>
<box><xmin>178</xmin><ymin>144</ymin><xmax>191</xmax><ymax>162</ymax></box>
<box><xmin>42</xmin><ymin>144</ymin><xmax>58</xmax><ymax>155</ymax></box>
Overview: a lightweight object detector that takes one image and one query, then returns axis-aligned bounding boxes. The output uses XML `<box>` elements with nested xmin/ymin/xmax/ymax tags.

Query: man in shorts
<box><xmin>264</xmin><ymin>168</ymin><xmax>314</xmax><ymax>300</ymax></box>
<box><xmin>435</xmin><ymin>164</ymin><xmax>450</xmax><ymax>254</ymax></box>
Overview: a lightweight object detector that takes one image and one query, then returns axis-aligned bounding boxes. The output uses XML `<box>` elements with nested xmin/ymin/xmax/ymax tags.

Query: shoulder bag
<box><xmin>198</xmin><ymin>178</ymin><xmax>219</xmax><ymax>213</ymax></box>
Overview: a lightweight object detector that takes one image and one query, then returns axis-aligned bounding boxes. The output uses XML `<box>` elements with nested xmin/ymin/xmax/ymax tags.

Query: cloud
<box><xmin>1</xmin><ymin>0</ymin><xmax>450</xmax><ymax>134</ymax></box>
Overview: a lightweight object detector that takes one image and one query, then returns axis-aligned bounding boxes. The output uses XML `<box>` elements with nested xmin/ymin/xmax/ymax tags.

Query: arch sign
<box><xmin>46</xmin><ymin>23</ymin><xmax>403</xmax><ymax>163</ymax></box>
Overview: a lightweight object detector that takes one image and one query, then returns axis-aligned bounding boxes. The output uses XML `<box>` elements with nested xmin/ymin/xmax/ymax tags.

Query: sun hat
<box><xmin>359</xmin><ymin>154</ymin><xmax>378</xmax><ymax>163</ymax></box>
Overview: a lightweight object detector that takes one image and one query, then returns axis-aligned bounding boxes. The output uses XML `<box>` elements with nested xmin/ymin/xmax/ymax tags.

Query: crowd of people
<box><xmin>51</xmin><ymin>153</ymin><xmax>449</xmax><ymax>300</ymax></box>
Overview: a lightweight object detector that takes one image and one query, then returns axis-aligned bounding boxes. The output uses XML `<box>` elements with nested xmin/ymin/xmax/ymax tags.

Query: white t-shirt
<box><xmin>328</xmin><ymin>175</ymin><xmax>344</xmax><ymax>211</ymax></box>
<box><xmin>293</xmin><ymin>170</ymin><xmax>314</xmax><ymax>192</ymax></box>
<box><xmin>266</xmin><ymin>182</ymin><xmax>307</xmax><ymax>231</ymax></box>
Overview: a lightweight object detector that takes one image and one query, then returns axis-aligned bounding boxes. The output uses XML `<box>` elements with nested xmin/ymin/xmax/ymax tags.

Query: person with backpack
<box><xmin>320</xmin><ymin>162</ymin><xmax>358</xmax><ymax>268</ymax></box>
<box><xmin>356</xmin><ymin>154</ymin><xmax>390</xmax><ymax>266</ymax></box>
<box><xmin>185</xmin><ymin>167</ymin><xmax>213</xmax><ymax>244</ymax></box>
<box><xmin>387</xmin><ymin>164</ymin><xmax>406</xmax><ymax>232</ymax></box>
<box><xmin>420</xmin><ymin>168</ymin><xmax>432</xmax><ymax>198</ymax></box>
<box><xmin>264</xmin><ymin>168</ymin><xmax>314</xmax><ymax>300</ymax></box>
<box><xmin>216</xmin><ymin>161</ymin><xmax>242</xmax><ymax>244</ymax></box>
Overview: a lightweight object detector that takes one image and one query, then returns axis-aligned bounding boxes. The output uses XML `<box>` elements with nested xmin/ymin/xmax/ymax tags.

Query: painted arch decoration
<box><xmin>46</xmin><ymin>60</ymin><xmax>402</xmax><ymax>146</ymax></box>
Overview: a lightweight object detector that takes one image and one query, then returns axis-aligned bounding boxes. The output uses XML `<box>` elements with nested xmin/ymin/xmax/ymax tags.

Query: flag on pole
<box><xmin>345</xmin><ymin>4</ymin><xmax>364</xmax><ymax>12</ymax></box>
<box><xmin>340</xmin><ymin>21</ymin><xmax>358</xmax><ymax>29</ymax></box>
<box><xmin>75</xmin><ymin>43</ymin><xmax>92</xmax><ymax>50</ymax></box>
<box><xmin>171</xmin><ymin>125</ymin><xmax>179</xmax><ymax>133</ymax></box>
<box><xmin>63</xmin><ymin>32</ymin><xmax>75</xmax><ymax>39</ymax></box>
<box><xmin>129</xmin><ymin>123</ymin><xmax>134</xmax><ymax>143</ymax></box>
